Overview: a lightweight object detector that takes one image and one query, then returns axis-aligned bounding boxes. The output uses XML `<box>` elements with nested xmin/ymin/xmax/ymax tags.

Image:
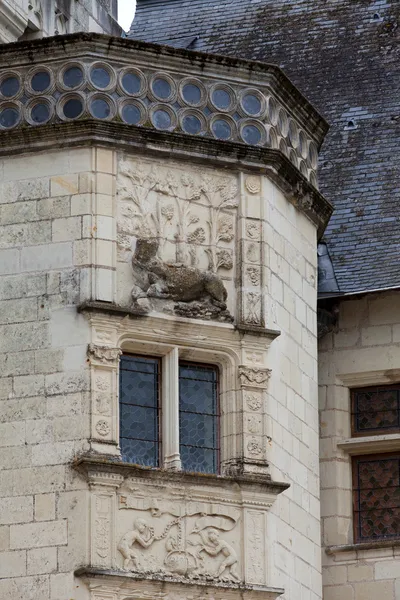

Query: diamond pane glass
<box><xmin>353</xmin><ymin>454</ymin><xmax>400</xmax><ymax>542</ymax></box>
<box><xmin>179</xmin><ymin>363</ymin><xmax>219</xmax><ymax>474</ymax></box>
<box><xmin>119</xmin><ymin>355</ymin><xmax>160</xmax><ymax>466</ymax></box>
<box><xmin>352</xmin><ymin>386</ymin><xmax>400</xmax><ymax>434</ymax></box>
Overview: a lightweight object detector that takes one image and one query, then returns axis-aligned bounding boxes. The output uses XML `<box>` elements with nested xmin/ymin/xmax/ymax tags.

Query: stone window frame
<box><xmin>118</xmin><ymin>338</ymin><xmax>232</xmax><ymax>472</ymax></box>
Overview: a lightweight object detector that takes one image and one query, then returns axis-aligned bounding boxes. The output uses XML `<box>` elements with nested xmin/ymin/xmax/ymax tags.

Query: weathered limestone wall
<box><xmin>263</xmin><ymin>179</ymin><xmax>321</xmax><ymax>599</ymax></box>
<box><xmin>0</xmin><ymin>145</ymin><xmax>321</xmax><ymax>600</ymax></box>
<box><xmin>0</xmin><ymin>146</ymin><xmax>116</xmax><ymax>599</ymax></box>
<box><xmin>319</xmin><ymin>291</ymin><xmax>400</xmax><ymax>600</ymax></box>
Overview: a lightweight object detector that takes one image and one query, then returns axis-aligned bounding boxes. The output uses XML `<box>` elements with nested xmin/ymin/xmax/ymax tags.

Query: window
<box><xmin>351</xmin><ymin>384</ymin><xmax>400</xmax><ymax>543</ymax></box>
<box><xmin>351</xmin><ymin>385</ymin><xmax>400</xmax><ymax>437</ymax></box>
<box><xmin>353</xmin><ymin>453</ymin><xmax>400</xmax><ymax>542</ymax></box>
<box><xmin>119</xmin><ymin>355</ymin><xmax>161</xmax><ymax>467</ymax></box>
<box><xmin>119</xmin><ymin>354</ymin><xmax>220</xmax><ymax>474</ymax></box>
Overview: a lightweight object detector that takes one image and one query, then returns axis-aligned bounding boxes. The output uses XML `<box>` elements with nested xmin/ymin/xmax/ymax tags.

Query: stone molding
<box><xmin>337</xmin><ymin>433</ymin><xmax>400</xmax><ymax>455</ymax></box>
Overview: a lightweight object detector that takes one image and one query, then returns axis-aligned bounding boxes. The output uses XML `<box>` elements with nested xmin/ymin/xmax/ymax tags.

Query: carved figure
<box><xmin>131</xmin><ymin>238</ymin><xmax>231</xmax><ymax>320</ymax></box>
<box><xmin>118</xmin><ymin>518</ymin><xmax>155</xmax><ymax>570</ymax></box>
<box><xmin>193</xmin><ymin>527</ymin><xmax>240</xmax><ymax>581</ymax></box>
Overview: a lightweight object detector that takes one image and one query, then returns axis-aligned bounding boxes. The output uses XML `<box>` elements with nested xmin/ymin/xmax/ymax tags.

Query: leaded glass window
<box><xmin>351</xmin><ymin>385</ymin><xmax>400</xmax><ymax>436</ymax></box>
<box><xmin>119</xmin><ymin>355</ymin><xmax>161</xmax><ymax>467</ymax></box>
<box><xmin>179</xmin><ymin>362</ymin><xmax>219</xmax><ymax>474</ymax></box>
<box><xmin>353</xmin><ymin>453</ymin><xmax>400</xmax><ymax>542</ymax></box>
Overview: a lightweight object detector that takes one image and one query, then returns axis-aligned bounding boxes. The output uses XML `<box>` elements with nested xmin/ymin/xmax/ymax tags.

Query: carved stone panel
<box><xmin>117</xmin><ymin>157</ymin><xmax>238</xmax><ymax>322</ymax></box>
<box><xmin>117</xmin><ymin>484</ymin><xmax>242</xmax><ymax>583</ymax></box>
<box><xmin>245</xmin><ymin>510</ymin><xmax>266</xmax><ymax>585</ymax></box>
<box><xmin>238</xmin><ymin>366</ymin><xmax>271</xmax><ymax>389</ymax></box>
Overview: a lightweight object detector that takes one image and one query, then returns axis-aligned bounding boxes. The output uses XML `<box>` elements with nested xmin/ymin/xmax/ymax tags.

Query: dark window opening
<box><xmin>353</xmin><ymin>453</ymin><xmax>400</xmax><ymax>542</ymax></box>
<box><xmin>119</xmin><ymin>354</ymin><xmax>161</xmax><ymax>467</ymax></box>
<box><xmin>351</xmin><ymin>385</ymin><xmax>400</xmax><ymax>436</ymax></box>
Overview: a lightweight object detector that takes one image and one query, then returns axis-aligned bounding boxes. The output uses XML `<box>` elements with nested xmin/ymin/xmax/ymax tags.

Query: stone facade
<box><xmin>0</xmin><ymin>33</ymin><xmax>331</xmax><ymax>600</ymax></box>
<box><xmin>319</xmin><ymin>291</ymin><xmax>400</xmax><ymax>599</ymax></box>
<box><xmin>0</xmin><ymin>0</ymin><xmax>120</xmax><ymax>43</ymax></box>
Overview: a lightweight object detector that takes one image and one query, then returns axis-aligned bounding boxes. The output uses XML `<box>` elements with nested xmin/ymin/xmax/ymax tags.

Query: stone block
<box><xmin>0</xmin><ymin>446</ymin><xmax>31</xmax><ymax>470</ymax></box>
<box><xmin>37</xmin><ymin>196</ymin><xmax>71</xmax><ymax>219</ymax></box>
<box><xmin>35</xmin><ymin>349</ymin><xmax>64</xmax><ymax>374</ymax></box>
<box><xmin>0</xmin><ymin>200</ymin><xmax>37</xmax><ymax>225</ymax></box>
<box><xmin>70</xmin><ymin>193</ymin><xmax>91</xmax><ymax>215</ymax></box>
<box><xmin>0</xmin><ymin>273</ymin><xmax>46</xmax><ymax>300</ymax></box>
<box><xmin>79</xmin><ymin>172</ymin><xmax>93</xmax><ymax>193</ymax></box>
<box><xmin>0</xmin><ymin>248</ymin><xmax>20</xmax><ymax>274</ymax></box>
<box><xmin>0</xmin><ymin>298</ymin><xmax>37</xmax><ymax>325</ymax></box>
<box><xmin>13</xmin><ymin>374</ymin><xmax>45</xmax><ymax>398</ymax></box>
<box><xmin>361</xmin><ymin>325</ymin><xmax>392</xmax><ymax>346</ymax></box>
<box><xmin>63</xmin><ymin>344</ymin><xmax>87</xmax><ymax>371</ymax></box>
<box><xmin>96</xmin><ymin>215</ymin><xmax>114</xmax><ymax>240</ymax></box>
<box><xmin>375</xmin><ymin>560</ymin><xmax>400</xmax><ymax>580</ymax></box>
<box><xmin>354</xmin><ymin>580</ymin><xmax>394</xmax><ymax>600</ymax></box>
<box><xmin>96</xmin><ymin>148</ymin><xmax>114</xmax><ymax>173</ymax></box>
<box><xmin>96</xmin><ymin>172</ymin><xmax>114</xmax><ymax>196</ymax></box>
<box><xmin>0</xmin><ymin>496</ymin><xmax>33</xmax><ymax>525</ymax></box>
<box><xmin>0</xmin><ymin>377</ymin><xmax>12</xmax><ymax>400</ymax></box>
<box><xmin>46</xmin><ymin>393</ymin><xmax>82</xmax><ymax>417</ymax></box>
<box><xmin>11</xmin><ymin>466</ymin><xmax>64</xmax><ymax>496</ymax></box>
<box><xmin>53</xmin><ymin>416</ymin><xmax>88</xmax><ymax>441</ymax></box>
<box><xmin>52</xmin><ymin>216</ymin><xmax>82</xmax><ymax>242</ymax></box>
<box><xmin>0</xmin><ymin>350</ymin><xmax>35</xmax><ymax>376</ymax></box>
<box><xmin>21</xmin><ymin>242</ymin><xmax>73</xmax><ymax>272</ymax></box>
<box><xmin>32</xmin><ymin>441</ymin><xmax>75</xmax><ymax>466</ymax></box>
<box><xmin>25</xmin><ymin>419</ymin><xmax>54</xmax><ymax>445</ymax></box>
<box><xmin>45</xmin><ymin>370</ymin><xmax>89</xmax><ymax>396</ymax></box>
<box><xmin>10</xmin><ymin>519</ymin><xmax>67</xmax><ymax>549</ymax></box>
<box><xmin>50</xmin><ymin>572</ymin><xmax>74</xmax><ymax>600</ymax></box>
<box><xmin>324</xmin><ymin>585</ymin><xmax>354</xmax><ymax>600</ymax></box>
<box><xmin>1</xmin><ymin>178</ymin><xmax>49</xmax><ymax>202</ymax></box>
<box><xmin>369</xmin><ymin>293</ymin><xmax>400</xmax><ymax>326</ymax></box>
<box><xmin>27</xmin><ymin>546</ymin><xmax>57</xmax><ymax>575</ymax></box>
<box><xmin>0</xmin><ymin>221</ymin><xmax>51</xmax><ymax>248</ymax></box>
<box><xmin>34</xmin><ymin>494</ymin><xmax>56</xmax><ymax>522</ymax></box>
<box><xmin>347</xmin><ymin>564</ymin><xmax>373</xmax><ymax>582</ymax></box>
<box><xmin>0</xmin><ymin>550</ymin><xmax>27</xmax><ymax>577</ymax></box>
<box><xmin>0</xmin><ymin>322</ymin><xmax>48</xmax><ymax>353</ymax></box>
<box><xmin>50</xmin><ymin>174</ymin><xmax>79</xmax><ymax>196</ymax></box>
<box><xmin>96</xmin><ymin>193</ymin><xmax>113</xmax><ymax>216</ymax></box>
<box><xmin>0</xmin><ymin>574</ymin><xmax>49</xmax><ymax>599</ymax></box>
<box><xmin>69</xmin><ymin>148</ymin><xmax>92</xmax><ymax>173</ymax></box>
<box><xmin>96</xmin><ymin>239</ymin><xmax>114</xmax><ymax>267</ymax></box>
<box><xmin>50</xmin><ymin>307</ymin><xmax>89</xmax><ymax>348</ymax></box>
<box><xmin>0</xmin><ymin>526</ymin><xmax>9</xmax><ymax>550</ymax></box>
<box><xmin>0</xmin><ymin>421</ymin><xmax>25</xmax><ymax>447</ymax></box>
<box><xmin>333</xmin><ymin>328</ymin><xmax>360</xmax><ymax>348</ymax></box>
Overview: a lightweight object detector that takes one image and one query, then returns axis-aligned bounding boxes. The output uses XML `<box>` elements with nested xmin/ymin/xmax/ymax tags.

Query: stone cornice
<box><xmin>73</xmin><ymin>455</ymin><xmax>290</xmax><ymax>497</ymax></box>
<box><xmin>75</xmin><ymin>567</ymin><xmax>285</xmax><ymax>599</ymax></box>
<box><xmin>0</xmin><ymin>32</ymin><xmax>328</xmax><ymax>144</ymax></box>
<box><xmin>0</xmin><ymin>120</ymin><xmax>333</xmax><ymax>236</ymax></box>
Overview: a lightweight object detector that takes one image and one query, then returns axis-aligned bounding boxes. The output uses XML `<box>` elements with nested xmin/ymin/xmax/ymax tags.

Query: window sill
<box><xmin>337</xmin><ymin>433</ymin><xmax>400</xmax><ymax>455</ymax></box>
<box><xmin>74</xmin><ymin>453</ymin><xmax>290</xmax><ymax>496</ymax></box>
<box><xmin>326</xmin><ymin>538</ymin><xmax>400</xmax><ymax>555</ymax></box>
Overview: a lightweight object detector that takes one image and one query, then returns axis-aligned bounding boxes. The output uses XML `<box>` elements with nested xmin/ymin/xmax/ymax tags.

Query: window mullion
<box><xmin>162</xmin><ymin>346</ymin><xmax>181</xmax><ymax>470</ymax></box>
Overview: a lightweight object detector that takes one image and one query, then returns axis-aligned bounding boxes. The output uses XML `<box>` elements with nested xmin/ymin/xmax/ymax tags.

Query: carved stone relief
<box><xmin>88</xmin><ymin>344</ymin><xmax>122</xmax><ymax>364</ymax></box>
<box><xmin>117</xmin><ymin>490</ymin><xmax>241</xmax><ymax>582</ymax></box>
<box><xmin>245</xmin><ymin>292</ymin><xmax>262</xmax><ymax>326</ymax></box>
<box><xmin>246</xmin><ymin>511</ymin><xmax>265</xmax><ymax>584</ymax></box>
<box><xmin>238</xmin><ymin>366</ymin><xmax>271</xmax><ymax>389</ymax></box>
<box><xmin>245</xmin><ymin>176</ymin><xmax>261</xmax><ymax>195</ymax></box>
<box><xmin>117</xmin><ymin>159</ymin><xmax>238</xmax><ymax>322</ymax></box>
<box><xmin>245</xmin><ymin>392</ymin><xmax>263</xmax><ymax>411</ymax></box>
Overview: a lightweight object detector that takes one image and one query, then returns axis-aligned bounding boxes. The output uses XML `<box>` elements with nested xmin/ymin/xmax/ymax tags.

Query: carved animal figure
<box><xmin>194</xmin><ymin>527</ymin><xmax>240</xmax><ymax>581</ymax></box>
<box><xmin>131</xmin><ymin>237</ymin><xmax>228</xmax><ymax>306</ymax></box>
<box><xmin>118</xmin><ymin>517</ymin><xmax>155</xmax><ymax>570</ymax></box>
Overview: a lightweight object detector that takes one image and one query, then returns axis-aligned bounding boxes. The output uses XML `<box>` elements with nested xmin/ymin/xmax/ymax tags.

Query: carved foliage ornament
<box><xmin>238</xmin><ymin>366</ymin><xmax>271</xmax><ymax>389</ymax></box>
<box><xmin>88</xmin><ymin>344</ymin><xmax>122</xmax><ymax>364</ymax></box>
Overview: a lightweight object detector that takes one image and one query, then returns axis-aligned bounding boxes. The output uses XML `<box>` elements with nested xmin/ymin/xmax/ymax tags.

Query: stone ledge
<box><xmin>337</xmin><ymin>434</ymin><xmax>400</xmax><ymax>455</ymax></box>
<box><xmin>326</xmin><ymin>539</ymin><xmax>400</xmax><ymax>555</ymax></box>
<box><xmin>75</xmin><ymin>567</ymin><xmax>285</xmax><ymax>599</ymax></box>
<box><xmin>73</xmin><ymin>454</ymin><xmax>290</xmax><ymax>497</ymax></box>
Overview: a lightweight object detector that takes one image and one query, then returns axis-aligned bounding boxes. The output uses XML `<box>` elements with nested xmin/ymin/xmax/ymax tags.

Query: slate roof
<box><xmin>129</xmin><ymin>0</ymin><xmax>400</xmax><ymax>295</ymax></box>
